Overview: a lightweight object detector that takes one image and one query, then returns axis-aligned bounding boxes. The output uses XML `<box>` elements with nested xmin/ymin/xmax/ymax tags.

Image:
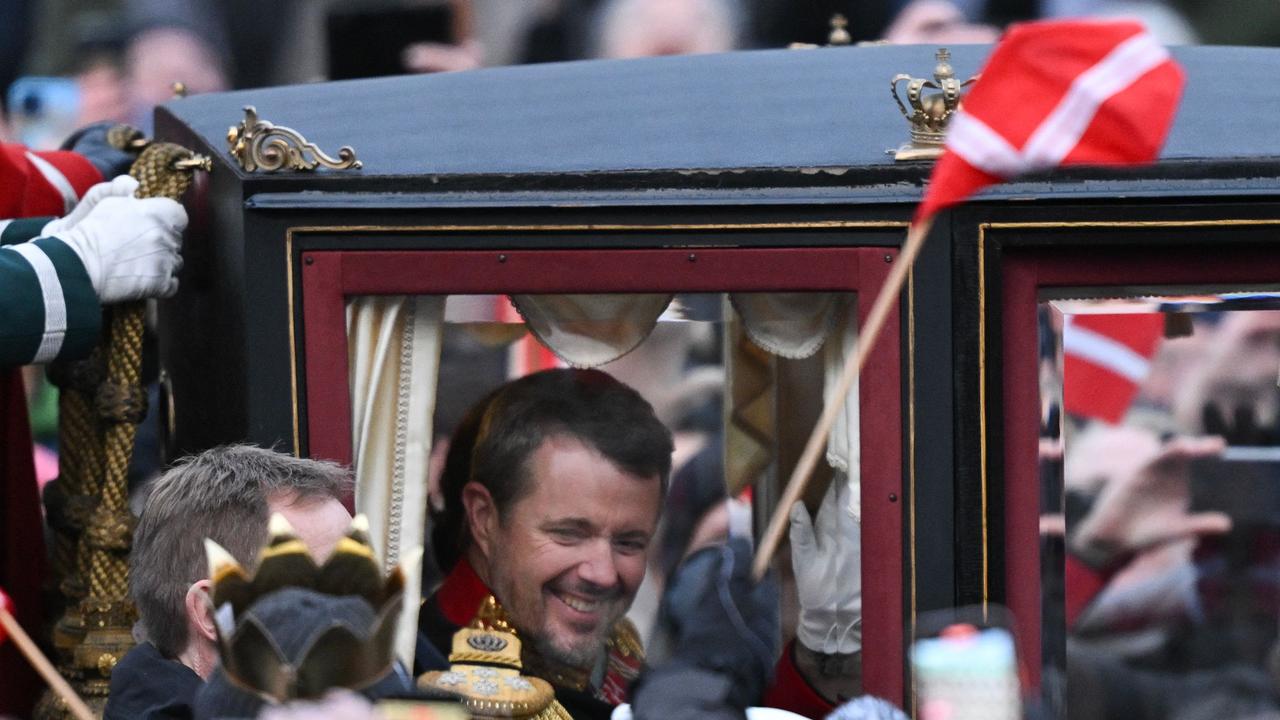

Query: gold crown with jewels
<box><xmin>891</xmin><ymin>48</ymin><xmax>979</xmax><ymax>160</ymax></box>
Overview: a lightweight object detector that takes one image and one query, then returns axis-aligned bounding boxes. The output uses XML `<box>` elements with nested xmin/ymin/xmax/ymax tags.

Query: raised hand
<box><xmin>790</xmin><ymin>477</ymin><xmax>861</xmax><ymax>655</ymax></box>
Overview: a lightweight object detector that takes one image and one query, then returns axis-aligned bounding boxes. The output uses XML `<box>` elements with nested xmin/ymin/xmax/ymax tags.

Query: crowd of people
<box><xmin>1033</xmin><ymin>308</ymin><xmax>1280</xmax><ymax>719</ymax></box>
<box><xmin>0</xmin><ymin>0</ymin><xmax>1221</xmax><ymax>146</ymax></box>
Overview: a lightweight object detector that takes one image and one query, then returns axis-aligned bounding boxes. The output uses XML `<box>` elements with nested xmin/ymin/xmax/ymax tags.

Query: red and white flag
<box><xmin>1063</xmin><ymin>314</ymin><xmax>1164</xmax><ymax>423</ymax></box>
<box><xmin>916</xmin><ymin>20</ymin><xmax>1184</xmax><ymax>222</ymax></box>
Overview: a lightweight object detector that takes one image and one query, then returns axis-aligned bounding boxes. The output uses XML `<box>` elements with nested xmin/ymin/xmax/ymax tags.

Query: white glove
<box><xmin>54</xmin><ymin>194</ymin><xmax>188</xmax><ymax>303</ymax></box>
<box><xmin>41</xmin><ymin>175</ymin><xmax>140</xmax><ymax>237</ymax></box>
<box><xmin>790</xmin><ymin>476</ymin><xmax>861</xmax><ymax>655</ymax></box>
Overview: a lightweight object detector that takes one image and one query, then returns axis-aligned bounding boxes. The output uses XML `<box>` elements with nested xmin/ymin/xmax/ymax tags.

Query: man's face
<box><xmin>267</xmin><ymin>490</ymin><xmax>352</xmax><ymax>562</ymax></box>
<box><xmin>482</xmin><ymin>435</ymin><xmax>661</xmax><ymax>669</ymax></box>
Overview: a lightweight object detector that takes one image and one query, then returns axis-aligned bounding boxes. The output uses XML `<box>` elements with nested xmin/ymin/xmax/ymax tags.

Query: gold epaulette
<box><xmin>607</xmin><ymin>618</ymin><xmax>644</xmax><ymax>662</ymax></box>
<box><xmin>418</xmin><ymin>627</ymin><xmax>569</xmax><ymax>719</ymax></box>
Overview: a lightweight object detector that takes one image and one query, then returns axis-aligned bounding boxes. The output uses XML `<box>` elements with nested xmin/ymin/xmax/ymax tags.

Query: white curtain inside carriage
<box><xmin>346</xmin><ymin>292</ymin><xmax>860</xmax><ymax>665</ymax></box>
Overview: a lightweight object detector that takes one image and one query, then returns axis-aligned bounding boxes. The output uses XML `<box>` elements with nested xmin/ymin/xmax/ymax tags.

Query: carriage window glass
<box><xmin>346</xmin><ymin>291</ymin><xmax>862</xmax><ymax>664</ymax></box>
<box><xmin>1039</xmin><ymin>293</ymin><xmax>1280</xmax><ymax>720</ymax></box>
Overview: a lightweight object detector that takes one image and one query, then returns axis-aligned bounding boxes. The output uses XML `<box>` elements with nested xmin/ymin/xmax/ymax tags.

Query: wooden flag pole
<box><xmin>752</xmin><ymin>216</ymin><xmax>935</xmax><ymax>581</ymax></box>
<box><xmin>0</xmin><ymin>600</ymin><xmax>96</xmax><ymax>720</ymax></box>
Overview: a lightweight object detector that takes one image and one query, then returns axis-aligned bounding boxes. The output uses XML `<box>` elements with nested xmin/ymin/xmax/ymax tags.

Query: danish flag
<box><xmin>916</xmin><ymin>20</ymin><xmax>1184</xmax><ymax>221</ymax></box>
<box><xmin>1062</xmin><ymin>314</ymin><xmax>1164</xmax><ymax>423</ymax></box>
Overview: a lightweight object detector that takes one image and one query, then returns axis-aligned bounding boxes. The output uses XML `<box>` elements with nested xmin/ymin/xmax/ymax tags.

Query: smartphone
<box><xmin>913</xmin><ymin>608</ymin><xmax>1021</xmax><ymax>720</ymax></box>
<box><xmin>6</xmin><ymin>77</ymin><xmax>81</xmax><ymax>150</ymax></box>
<box><xmin>1191</xmin><ymin>449</ymin><xmax>1280</xmax><ymax>526</ymax></box>
<box><xmin>327</xmin><ymin>4</ymin><xmax>455</xmax><ymax>80</ymax></box>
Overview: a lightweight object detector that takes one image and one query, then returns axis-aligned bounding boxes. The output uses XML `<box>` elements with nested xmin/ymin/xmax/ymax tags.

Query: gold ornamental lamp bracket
<box><xmin>228</xmin><ymin>105</ymin><xmax>363</xmax><ymax>173</ymax></box>
<box><xmin>890</xmin><ymin>48</ymin><xmax>978</xmax><ymax>161</ymax></box>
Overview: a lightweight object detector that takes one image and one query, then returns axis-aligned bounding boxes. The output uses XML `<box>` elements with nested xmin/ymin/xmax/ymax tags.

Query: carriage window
<box><xmin>1039</xmin><ymin>294</ymin><xmax>1280</xmax><ymax>720</ymax></box>
<box><xmin>346</xmin><ymin>291</ymin><xmax>862</xmax><ymax>661</ymax></box>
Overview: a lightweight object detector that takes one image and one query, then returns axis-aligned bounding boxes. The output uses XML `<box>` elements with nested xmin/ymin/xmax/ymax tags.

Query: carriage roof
<box><xmin>157</xmin><ymin>44</ymin><xmax>1280</xmax><ymax>205</ymax></box>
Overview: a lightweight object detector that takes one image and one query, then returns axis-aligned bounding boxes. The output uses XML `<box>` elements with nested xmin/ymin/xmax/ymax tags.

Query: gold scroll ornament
<box><xmin>228</xmin><ymin>105</ymin><xmax>362</xmax><ymax>173</ymax></box>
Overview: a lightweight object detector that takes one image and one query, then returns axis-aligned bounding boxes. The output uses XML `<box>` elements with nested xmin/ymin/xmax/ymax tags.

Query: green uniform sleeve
<box><xmin>0</xmin><ymin>217</ymin><xmax>55</xmax><ymax>246</ymax></box>
<box><xmin>0</xmin><ymin>237</ymin><xmax>101</xmax><ymax>367</ymax></box>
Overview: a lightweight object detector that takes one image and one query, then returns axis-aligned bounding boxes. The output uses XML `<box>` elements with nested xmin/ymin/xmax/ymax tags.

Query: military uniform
<box><xmin>0</xmin><ymin>144</ymin><xmax>103</xmax><ymax>366</ymax></box>
<box><xmin>0</xmin><ymin>143</ymin><xmax>100</xmax><ymax>717</ymax></box>
<box><xmin>417</xmin><ymin>558</ymin><xmax>644</xmax><ymax>720</ymax></box>
<box><xmin>419</xmin><ymin>558</ymin><xmax>843</xmax><ymax>718</ymax></box>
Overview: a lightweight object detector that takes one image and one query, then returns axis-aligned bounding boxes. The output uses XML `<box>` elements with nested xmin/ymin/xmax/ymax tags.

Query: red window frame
<box><xmin>1000</xmin><ymin>241</ymin><xmax>1280</xmax><ymax>685</ymax></box>
<box><xmin>299</xmin><ymin>245</ymin><xmax>905</xmax><ymax>702</ymax></box>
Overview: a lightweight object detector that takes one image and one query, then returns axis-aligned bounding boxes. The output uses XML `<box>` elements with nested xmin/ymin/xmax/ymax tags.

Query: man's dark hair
<box><xmin>431</xmin><ymin>368</ymin><xmax>673</xmax><ymax>572</ymax></box>
<box><xmin>129</xmin><ymin>444</ymin><xmax>352</xmax><ymax>659</ymax></box>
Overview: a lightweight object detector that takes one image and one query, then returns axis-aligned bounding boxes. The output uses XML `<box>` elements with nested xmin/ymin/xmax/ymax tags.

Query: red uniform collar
<box><xmin>437</xmin><ymin>557</ymin><xmax>492</xmax><ymax>627</ymax></box>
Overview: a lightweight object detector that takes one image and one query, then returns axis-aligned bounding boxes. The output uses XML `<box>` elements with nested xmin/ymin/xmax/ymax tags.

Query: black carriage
<box><xmin>140</xmin><ymin>42</ymin><xmax>1280</xmax><ymax>715</ymax></box>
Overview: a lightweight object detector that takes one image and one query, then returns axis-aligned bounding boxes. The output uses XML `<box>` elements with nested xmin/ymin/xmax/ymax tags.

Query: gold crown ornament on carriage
<box><xmin>891</xmin><ymin>48</ymin><xmax>978</xmax><ymax>162</ymax></box>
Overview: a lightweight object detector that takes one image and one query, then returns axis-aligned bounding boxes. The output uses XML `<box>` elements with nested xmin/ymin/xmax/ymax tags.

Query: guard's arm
<box><xmin>0</xmin><ymin>237</ymin><xmax>102</xmax><ymax>367</ymax></box>
<box><xmin>0</xmin><ymin>143</ymin><xmax>102</xmax><ymax>219</ymax></box>
<box><xmin>0</xmin><ymin>217</ymin><xmax>57</xmax><ymax>246</ymax></box>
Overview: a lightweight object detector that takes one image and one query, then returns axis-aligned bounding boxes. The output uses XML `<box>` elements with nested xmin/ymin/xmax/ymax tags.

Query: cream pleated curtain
<box><xmin>347</xmin><ymin>295</ymin><xmax>445</xmax><ymax>666</ymax></box>
<box><xmin>514</xmin><ymin>292</ymin><xmax>861</xmax><ymax>512</ymax></box>
<box><xmin>731</xmin><ymin>293</ymin><xmax>861</xmax><ymax>517</ymax></box>
<box><xmin>510</xmin><ymin>294</ymin><xmax>674</xmax><ymax>367</ymax></box>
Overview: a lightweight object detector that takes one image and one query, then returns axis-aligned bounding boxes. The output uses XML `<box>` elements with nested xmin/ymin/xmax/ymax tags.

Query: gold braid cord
<box><xmin>41</xmin><ymin>348</ymin><xmax>106</xmax><ymax>709</ymax></box>
<box><xmin>38</xmin><ymin>139</ymin><xmax>206</xmax><ymax>719</ymax></box>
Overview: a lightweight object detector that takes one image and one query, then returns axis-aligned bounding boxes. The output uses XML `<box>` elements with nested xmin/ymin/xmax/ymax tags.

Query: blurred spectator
<box><xmin>593</xmin><ymin>0</ymin><xmax>744</xmax><ymax>58</ymax></box>
<box><xmin>521</xmin><ymin>0</ymin><xmax>742</xmax><ymax>63</ymax></box>
<box><xmin>76</xmin><ymin>56</ymin><xmax>131</xmax><ymax>126</ymax></box>
<box><xmin>1041</xmin><ymin>0</ymin><xmax>1196</xmax><ymax>44</ymax></box>
<box><xmin>521</xmin><ymin>0</ymin><xmax>607</xmax><ymax>63</ymax></box>
<box><xmin>0</xmin><ymin>0</ymin><xmax>34</xmax><ymax>121</ymax></box>
<box><xmin>880</xmin><ymin>0</ymin><xmax>999</xmax><ymax>44</ymax></box>
<box><xmin>124</xmin><ymin>24</ymin><xmax>228</xmax><ymax>118</ymax></box>
<box><xmin>401</xmin><ymin>39</ymin><xmax>484</xmax><ymax>74</ymax></box>
<box><xmin>125</xmin><ymin>0</ymin><xmax>294</xmax><ymax>93</ymax></box>
<box><xmin>1174</xmin><ymin>312</ymin><xmax>1280</xmax><ymax>439</ymax></box>
<box><xmin>632</xmin><ymin>538</ymin><xmax>781</xmax><ymax>720</ymax></box>
<box><xmin>751</xmin><ymin>0</ymin><xmax>995</xmax><ymax>47</ymax></box>
<box><xmin>122</xmin><ymin>0</ymin><xmax>481</xmax><ymax>126</ymax></box>
<box><xmin>1052</xmin><ymin>305</ymin><xmax>1280</xmax><ymax>717</ymax></box>
<box><xmin>750</xmin><ymin>0</ymin><xmax>906</xmax><ymax>46</ymax></box>
<box><xmin>656</xmin><ymin>435</ymin><xmax>730</xmax><ymax>581</ymax></box>
<box><xmin>753</xmin><ymin>0</ymin><xmax>1189</xmax><ymax>47</ymax></box>
<box><xmin>1171</xmin><ymin>0</ymin><xmax>1280</xmax><ymax>46</ymax></box>
<box><xmin>400</xmin><ymin>0</ymin><xmax>484</xmax><ymax>73</ymax></box>
<box><xmin>1066</xmin><ymin>430</ymin><xmax>1229</xmax><ymax>629</ymax></box>
<box><xmin>1065</xmin><ymin>641</ymin><xmax>1280</xmax><ymax>720</ymax></box>
<box><xmin>22</xmin><ymin>1</ymin><xmax>131</xmax><ymax>125</ymax></box>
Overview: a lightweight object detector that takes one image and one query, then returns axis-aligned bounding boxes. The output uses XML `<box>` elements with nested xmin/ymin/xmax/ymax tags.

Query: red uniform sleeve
<box><xmin>762</xmin><ymin>640</ymin><xmax>836</xmax><ymax>719</ymax></box>
<box><xmin>0</xmin><ymin>144</ymin><xmax>101</xmax><ymax>219</ymax></box>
